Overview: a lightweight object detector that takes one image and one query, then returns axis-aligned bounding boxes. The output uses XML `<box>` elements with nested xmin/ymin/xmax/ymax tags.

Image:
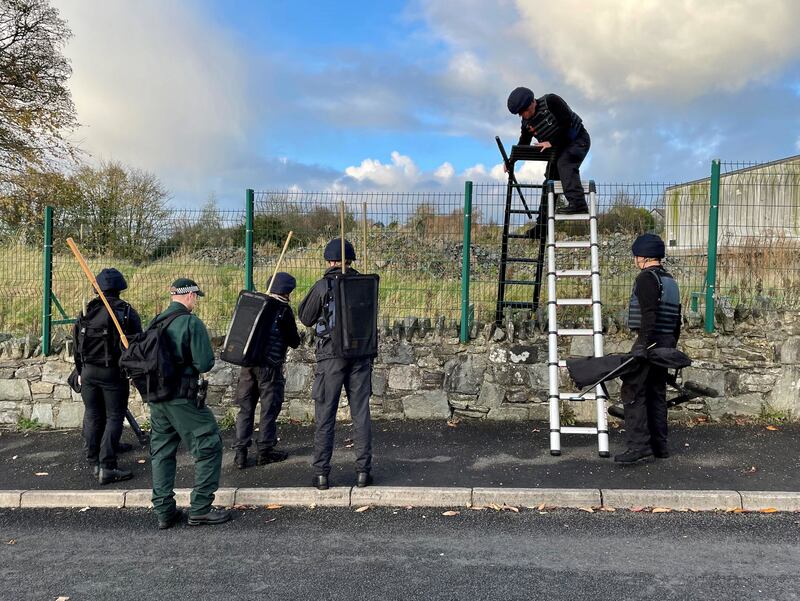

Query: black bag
<box><xmin>327</xmin><ymin>273</ymin><xmax>379</xmax><ymax>359</ymax></box>
<box><xmin>67</xmin><ymin>368</ymin><xmax>81</xmax><ymax>393</ymax></box>
<box><xmin>221</xmin><ymin>290</ymin><xmax>282</xmax><ymax>367</ymax></box>
<box><xmin>119</xmin><ymin>308</ymin><xmax>188</xmax><ymax>403</ymax></box>
<box><xmin>76</xmin><ymin>299</ymin><xmax>130</xmax><ymax>367</ymax></box>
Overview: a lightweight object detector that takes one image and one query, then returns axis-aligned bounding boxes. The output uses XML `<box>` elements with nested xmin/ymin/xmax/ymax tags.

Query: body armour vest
<box><xmin>524</xmin><ymin>95</ymin><xmax>583</xmax><ymax>143</ymax></box>
<box><xmin>627</xmin><ymin>269</ymin><xmax>681</xmax><ymax>335</ymax></box>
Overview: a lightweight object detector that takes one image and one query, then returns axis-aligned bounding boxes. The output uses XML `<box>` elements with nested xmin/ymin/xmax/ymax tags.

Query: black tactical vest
<box><xmin>524</xmin><ymin>95</ymin><xmax>583</xmax><ymax>143</ymax></box>
<box><xmin>627</xmin><ymin>269</ymin><xmax>681</xmax><ymax>335</ymax></box>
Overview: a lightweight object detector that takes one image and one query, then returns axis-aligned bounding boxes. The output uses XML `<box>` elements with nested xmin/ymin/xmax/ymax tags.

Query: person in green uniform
<box><xmin>149</xmin><ymin>278</ymin><xmax>230</xmax><ymax>529</ymax></box>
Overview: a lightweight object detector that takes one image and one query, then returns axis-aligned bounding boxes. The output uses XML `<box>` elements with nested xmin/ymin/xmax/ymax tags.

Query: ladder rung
<box><xmin>501</xmin><ymin>280</ymin><xmax>538</xmax><ymax>286</ymax></box>
<box><xmin>554</xmin><ymin>214</ymin><xmax>591</xmax><ymax>221</ymax></box>
<box><xmin>556</xmin><ymin>298</ymin><xmax>593</xmax><ymax>306</ymax></box>
<box><xmin>500</xmin><ymin>301</ymin><xmax>535</xmax><ymax>309</ymax></box>
<box><xmin>555</xmin><ymin>241</ymin><xmax>591</xmax><ymax>249</ymax></box>
<box><xmin>509</xmin><ymin>209</ymin><xmax>538</xmax><ymax>215</ymax></box>
<box><xmin>561</xmin><ymin>426</ymin><xmax>599</xmax><ymax>435</ymax></box>
<box><xmin>557</xmin><ymin>328</ymin><xmax>594</xmax><ymax>336</ymax></box>
<box><xmin>555</xmin><ymin>269</ymin><xmax>591</xmax><ymax>277</ymax></box>
<box><xmin>506</xmin><ymin>257</ymin><xmax>540</xmax><ymax>264</ymax></box>
<box><xmin>506</xmin><ymin>234</ymin><xmax>532</xmax><ymax>239</ymax></box>
<box><xmin>551</xmin><ymin>181</ymin><xmax>592</xmax><ymax>194</ymax></box>
<box><xmin>558</xmin><ymin>360</ymin><xmax>567</xmax><ymax>368</ymax></box>
<box><xmin>559</xmin><ymin>392</ymin><xmax>596</xmax><ymax>401</ymax></box>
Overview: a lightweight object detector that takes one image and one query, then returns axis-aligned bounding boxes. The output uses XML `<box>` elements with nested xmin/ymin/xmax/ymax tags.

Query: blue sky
<box><xmin>59</xmin><ymin>0</ymin><xmax>800</xmax><ymax>208</ymax></box>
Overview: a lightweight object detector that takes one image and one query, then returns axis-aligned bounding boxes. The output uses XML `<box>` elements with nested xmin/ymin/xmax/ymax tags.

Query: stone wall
<box><xmin>2</xmin><ymin>307</ymin><xmax>800</xmax><ymax>429</ymax></box>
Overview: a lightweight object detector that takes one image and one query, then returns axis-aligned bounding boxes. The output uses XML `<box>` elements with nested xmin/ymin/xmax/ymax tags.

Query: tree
<box><xmin>0</xmin><ymin>0</ymin><xmax>78</xmax><ymax>181</ymax></box>
<box><xmin>70</xmin><ymin>161</ymin><xmax>170</xmax><ymax>260</ymax></box>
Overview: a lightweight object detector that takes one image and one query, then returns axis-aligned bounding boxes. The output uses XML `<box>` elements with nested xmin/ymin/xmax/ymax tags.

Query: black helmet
<box><xmin>324</xmin><ymin>238</ymin><xmax>356</xmax><ymax>261</ymax></box>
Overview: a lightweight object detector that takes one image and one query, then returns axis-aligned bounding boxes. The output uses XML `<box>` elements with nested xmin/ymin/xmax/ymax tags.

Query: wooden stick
<box><xmin>66</xmin><ymin>238</ymin><xmax>129</xmax><ymax>349</ymax></box>
<box><xmin>362</xmin><ymin>201</ymin><xmax>368</xmax><ymax>270</ymax></box>
<box><xmin>266</xmin><ymin>231</ymin><xmax>294</xmax><ymax>294</ymax></box>
<box><xmin>339</xmin><ymin>201</ymin><xmax>346</xmax><ymax>275</ymax></box>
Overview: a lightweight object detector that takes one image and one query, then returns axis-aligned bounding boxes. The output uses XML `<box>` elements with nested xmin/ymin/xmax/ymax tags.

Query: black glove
<box><xmin>631</xmin><ymin>345</ymin><xmax>648</xmax><ymax>360</ymax></box>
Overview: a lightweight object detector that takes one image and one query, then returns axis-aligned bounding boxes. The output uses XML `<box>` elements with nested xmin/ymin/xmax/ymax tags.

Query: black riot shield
<box><xmin>220</xmin><ymin>290</ymin><xmax>281</xmax><ymax>366</ymax></box>
<box><xmin>330</xmin><ymin>273</ymin><xmax>379</xmax><ymax>359</ymax></box>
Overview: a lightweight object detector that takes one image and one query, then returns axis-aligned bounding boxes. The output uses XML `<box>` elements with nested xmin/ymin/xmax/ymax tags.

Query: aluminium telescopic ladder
<box><xmin>545</xmin><ymin>179</ymin><xmax>610</xmax><ymax>457</ymax></box>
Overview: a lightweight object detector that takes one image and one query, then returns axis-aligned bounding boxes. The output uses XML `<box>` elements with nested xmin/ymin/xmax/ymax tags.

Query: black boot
<box><xmin>257</xmin><ymin>449</ymin><xmax>288</xmax><ymax>465</ymax></box>
<box><xmin>557</xmin><ymin>201</ymin><xmax>589</xmax><ymax>215</ymax></box>
<box><xmin>613</xmin><ymin>448</ymin><xmax>653</xmax><ymax>464</ymax></box>
<box><xmin>188</xmin><ymin>509</ymin><xmax>231</xmax><ymax>526</ymax></box>
<box><xmin>651</xmin><ymin>445</ymin><xmax>670</xmax><ymax>459</ymax></box>
<box><xmin>356</xmin><ymin>472</ymin><xmax>373</xmax><ymax>488</ymax></box>
<box><xmin>98</xmin><ymin>466</ymin><xmax>133</xmax><ymax>484</ymax></box>
<box><xmin>234</xmin><ymin>449</ymin><xmax>248</xmax><ymax>469</ymax></box>
<box><xmin>158</xmin><ymin>508</ymin><xmax>184</xmax><ymax>530</ymax></box>
<box><xmin>312</xmin><ymin>475</ymin><xmax>329</xmax><ymax>490</ymax></box>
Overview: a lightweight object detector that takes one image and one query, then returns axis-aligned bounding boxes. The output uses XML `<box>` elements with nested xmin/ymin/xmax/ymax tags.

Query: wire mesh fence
<box><xmin>5</xmin><ymin>160</ymin><xmax>800</xmax><ymax>341</ymax></box>
<box><xmin>252</xmin><ymin>190</ymin><xmax>467</xmax><ymax>323</ymax></box>
<box><xmin>714</xmin><ymin>158</ymin><xmax>800</xmax><ymax>307</ymax></box>
<box><xmin>43</xmin><ymin>206</ymin><xmax>247</xmax><ymax>338</ymax></box>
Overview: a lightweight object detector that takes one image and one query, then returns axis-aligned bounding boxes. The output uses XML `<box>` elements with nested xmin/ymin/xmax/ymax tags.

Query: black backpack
<box><xmin>76</xmin><ymin>298</ymin><xmax>131</xmax><ymax>367</ymax></box>
<box><xmin>316</xmin><ymin>273</ymin><xmax>379</xmax><ymax>359</ymax></box>
<box><xmin>119</xmin><ymin>308</ymin><xmax>189</xmax><ymax>403</ymax></box>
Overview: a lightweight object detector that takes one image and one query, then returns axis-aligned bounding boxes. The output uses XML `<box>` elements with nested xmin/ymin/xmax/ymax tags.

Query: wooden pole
<box><xmin>362</xmin><ymin>201</ymin><xmax>368</xmax><ymax>270</ymax></box>
<box><xmin>66</xmin><ymin>238</ymin><xmax>129</xmax><ymax>348</ymax></box>
<box><xmin>340</xmin><ymin>201</ymin><xmax>346</xmax><ymax>275</ymax></box>
<box><xmin>266</xmin><ymin>231</ymin><xmax>294</xmax><ymax>294</ymax></box>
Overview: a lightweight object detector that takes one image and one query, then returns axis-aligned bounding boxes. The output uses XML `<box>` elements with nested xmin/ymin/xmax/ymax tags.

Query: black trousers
<box><xmin>621</xmin><ymin>363</ymin><xmax>669</xmax><ymax>453</ymax></box>
<box><xmin>312</xmin><ymin>357</ymin><xmax>372</xmax><ymax>476</ymax></box>
<box><xmin>81</xmin><ymin>364</ymin><xmax>129</xmax><ymax>469</ymax></box>
<box><xmin>233</xmin><ymin>365</ymin><xmax>285</xmax><ymax>452</ymax></box>
<box><xmin>545</xmin><ymin>129</ymin><xmax>591</xmax><ymax>207</ymax></box>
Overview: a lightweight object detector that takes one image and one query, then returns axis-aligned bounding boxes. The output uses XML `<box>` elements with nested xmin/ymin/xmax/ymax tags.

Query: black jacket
<box><xmin>72</xmin><ymin>295</ymin><xmax>143</xmax><ymax>374</ymax></box>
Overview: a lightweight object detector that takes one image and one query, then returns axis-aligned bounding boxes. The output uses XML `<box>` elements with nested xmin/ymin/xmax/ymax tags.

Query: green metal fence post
<box><xmin>41</xmin><ymin>206</ymin><xmax>54</xmax><ymax>355</ymax></box>
<box><xmin>705</xmin><ymin>159</ymin><xmax>721</xmax><ymax>333</ymax></box>
<box><xmin>245</xmin><ymin>189</ymin><xmax>254</xmax><ymax>291</ymax></box>
<box><xmin>460</xmin><ymin>181</ymin><xmax>473</xmax><ymax>343</ymax></box>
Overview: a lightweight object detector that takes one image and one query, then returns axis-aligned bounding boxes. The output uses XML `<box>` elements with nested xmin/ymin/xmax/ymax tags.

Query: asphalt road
<box><xmin>1</xmin><ymin>507</ymin><xmax>799</xmax><ymax>600</ymax></box>
<box><xmin>2</xmin><ymin>421</ymin><xmax>799</xmax><ymax>491</ymax></box>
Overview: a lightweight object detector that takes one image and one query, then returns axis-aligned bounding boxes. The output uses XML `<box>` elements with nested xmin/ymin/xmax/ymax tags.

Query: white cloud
<box><xmin>515</xmin><ymin>0</ymin><xmax>800</xmax><ymax>102</ymax></box>
<box><xmin>59</xmin><ymin>0</ymin><xmax>259</xmax><ymax>202</ymax></box>
<box><xmin>335</xmin><ymin>151</ymin><xmax>547</xmax><ymax>192</ymax></box>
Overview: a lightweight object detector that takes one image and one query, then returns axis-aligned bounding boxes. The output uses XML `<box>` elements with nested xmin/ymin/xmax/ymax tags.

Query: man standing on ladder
<box><xmin>506</xmin><ymin>87</ymin><xmax>591</xmax><ymax>215</ymax></box>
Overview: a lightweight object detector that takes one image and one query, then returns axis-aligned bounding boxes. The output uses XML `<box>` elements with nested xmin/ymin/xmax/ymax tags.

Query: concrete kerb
<box><xmin>2</xmin><ymin>488</ymin><xmax>800</xmax><ymax>511</ymax></box>
<box><xmin>601</xmin><ymin>489</ymin><xmax>743</xmax><ymax>511</ymax></box>
<box><xmin>351</xmin><ymin>486</ymin><xmax>472</xmax><ymax>508</ymax></box>
<box><xmin>20</xmin><ymin>489</ymin><xmax>125</xmax><ymax>508</ymax></box>
<box><xmin>473</xmin><ymin>488</ymin><xmax>601</xmax><ymax>509</ymax></box>
<box><xmin>740</xmin><ymin>491</ymin><xmax>800</xmax><ymax>512</ymax></box>
<box><xmin>235</xmin><ymin>487</ymin><xmax>351</xmax><ymax>507</ymax></box>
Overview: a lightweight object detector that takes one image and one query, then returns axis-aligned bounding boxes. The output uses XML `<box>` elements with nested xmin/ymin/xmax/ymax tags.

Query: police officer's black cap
<box><xmin>170</xmin><ymin>277</ymin><xmax>205</xmax><ymax>296</ymax></box>
<box><xmin>632</xmin><ymin>234</ymin><xmax>665</xmax><ymax>259</ymax></box>
<box><xmin>96</xmin><ymin>268</ymin><xmax>127</xmax><ymax>292</ymax></box>
<box><xmin>324</xmin><ymin>238</ymin><xmax>356</xmax><ymax>262</ymax></box>
<box><xmin>507</xmin><ymin>87</ymin><xmax>534</xmax><ymax>114</ymax></box>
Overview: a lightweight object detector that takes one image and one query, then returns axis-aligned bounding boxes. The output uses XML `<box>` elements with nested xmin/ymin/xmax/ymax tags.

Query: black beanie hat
<box><xmin>631</xmin><ymin>234</ymin><xmax>665</xmax><ymax>259</ymax></box>
<box><xmin>95</xmin><ymin>268</ymin><xmax>128</xmax><ymax>292</ymax></box>
<box><xmin>270</xmin><ymin>272</ymin><xmax>296</xmax><ymax>295</ymax></box>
